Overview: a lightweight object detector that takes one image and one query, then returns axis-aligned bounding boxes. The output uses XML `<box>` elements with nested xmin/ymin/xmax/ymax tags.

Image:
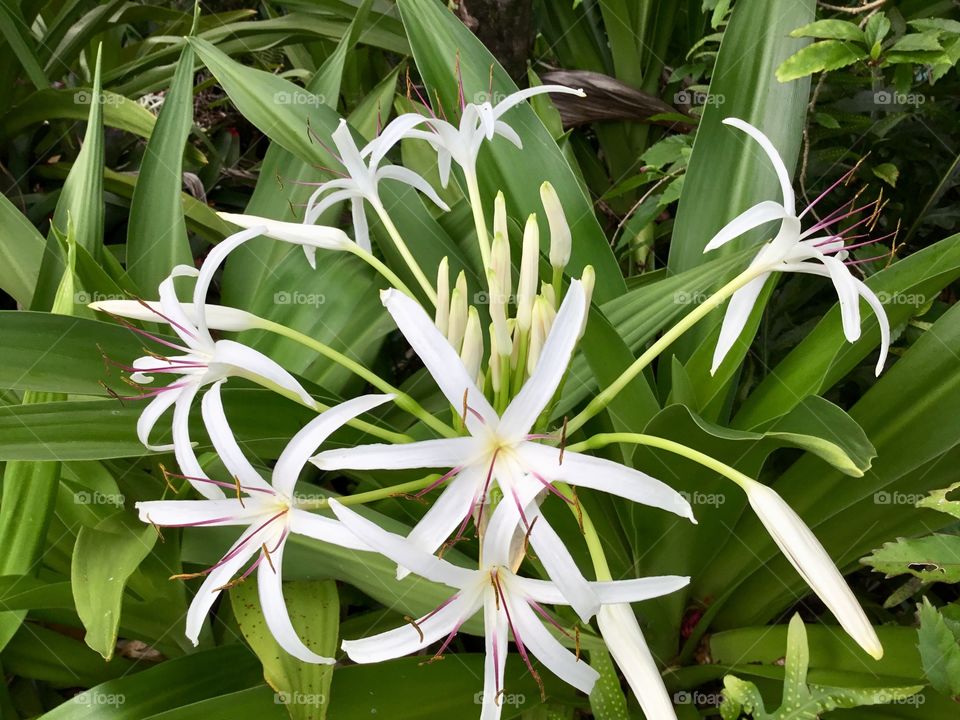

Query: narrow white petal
<box><xmin>479</xmin><ymin>593</ymin><xmax>509</xmax><ymax>720</ymax></box>
<box><xmin>364</xmin><ymin>113</ymin><xmax>431</xmax><ymax>169</ymax></box>
<box><xmin>136</xmin><ymin>498</ymin><xmax>261</xmax><ymax>527</ymax></box>
<box><xmin>185</xmin><ymin>525</ymin><xmax>261</xmax><ymax>644</ymax></box>
<box><xmin>158</xmin><ymin>266</ymin><xmax>203</xmax><ymax>347</ymax></box>
<box><xmin>498</xmin><ymin>281</ymin><xmax>585</xmax><ymax>439</ymax></box>
<box><xmin>192</xmin><ymin>228</ymin><xmax>265</xmax><ymax>339</ymax></box>
<box><xmin>381</xmin><ymin>289</ymin><xmax>497</xmax><ymax>433</ymax></box>
<box><xmin>91</xmin><ymin>300</ymin><xmax>260</xmax><ymax>332</ymax></box>
<box><xmin>211</xmin><ymin>339</ymin><xmax>315</xmax><ymax>408</ymax></box>
<box><xmin>492</xmin><ymin>85</ymin><xmax>585</xmax><ymax>119</ymax></box>
<box><xmin>854</xmin><ymin>279</ymin><xmax>890</xmax><ymax>374</ymax></box>
<box><xmin>377</xmin><ymin>165</ymin><xmax>450</xmax><ymax>211</ymax></box>
<box><xmin>351</xmin><ymin>198</ymin><xmax>371</xmax><ymax>252</ymax></box>
<box><xmin>201</xmin><ymin>381</ymin><xmax>273</xmax><ymax>494</ymax></box>
<box><xmin>172</xmin><ymin>383</ymin><xmax>226</xmax><ymax>500</ymax></box>
<box><xmin>711</xmin><ymin>272</ymin><xmax>770</xmax><ymax>375</ymax></box>
<box><xmin>515</xmin><ymin>575</ymin><xmax>689</xmax><ymax>606</ymax></box>
<box><xmin>493</xmin><ymin>121</ymin><xmax>522</xmax><ymax>149</ymax></box>
<box><xmin>332</xmin><ymin>119</ymin><xmax>370</xmax><ymax>181</ymax></box>
<box><xmin>218</xmin><ymin>213</ymin><xmax>352</xmax><ymax>251</ymax></box>
<box><xmin>311</xmin><ymin>437</ymin><xmax>478</xmax><ymax>471</ymax></box>
<box><xmin>304</xmin><ymin>187</ymin><xmax>358</xmax><ymax>227</ymax></box>
<box><xmin>437</xmin><ymin>149</ymin><xmax>453</xmax><ymax>188</ymax></box>
<box><xmin>328</xmin><ymin>500</ymin><xmax>475</xmax><ymax>588</ymax></box>
<box><xmin>289</xmin><ymin>509</ymin><xmax>368</xmax><ymax>551</ymax></box>
<box><xmin>137</xmin><ymin>386</ymin><xmax>181</xmax><ymax>451</ymax></box>
<box><xmin>508</xmin><ymin>596</ymin><xmax>599</xmax><ymax>694</ymax></box>
<box><xmin>272</xmin><ymin>394</ymin><xmax>395</xmax><ymax>497</ymax></box>
<box><xmin>258</xmin><ymin>542</ymin><xmax>335</xmax><ymax>663</ymax></box>
<box><xmin>703</xmin><ymin>201</ymin><xmax>789</xmax><ymax>252</ymax></box>
<box><xmin>342</xmin><ymin>588</ymin><xmax>482</xmax><ymax>663</ymax></box>
<box><xmin>518</xmin><ymin>444</ymin><xmax>695</xmax><ymax>522</ymax></box>
<box><xmin>723</xmin><ymin>118</ymin><xmax>796</xmax><ymax>215</ymax></box>
<box><xmin>778</xmin><ymin>260</ymin><xmax>861</xmax><ymax>342</ymax></box>
<box><xmin>743</xmin><ymin>480</ymin><xmax>883</xmax><ymax>660</ymax></box>
<box><xmin>597</xmin><ymin>604</ymin><xmax>679</xmax><ymax>720</ymax></box>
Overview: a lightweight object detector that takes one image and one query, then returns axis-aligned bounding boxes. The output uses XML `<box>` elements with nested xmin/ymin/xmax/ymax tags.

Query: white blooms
<box><xmin>540</xmin><ymin>181</ymin><xmax>571</xmax><ymax>270</ymax></box>
<box><xmin>705</xmin><ymin>118</ymin><xmax>890</xmax><ymax>376</ymax></box>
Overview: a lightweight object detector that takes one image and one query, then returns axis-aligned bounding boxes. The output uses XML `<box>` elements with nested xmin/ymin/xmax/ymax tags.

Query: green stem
<box><xmin>372</xmin><ymin>202</ymin><xmax>438</xmax><ymax>305</ymax></box>
<box><xmin>465</xmin><ymin>170</ymin><xmax>492</xmax><ymax>273</ymax></box>
<box><xmin>347</xmin><ymin>244</ymin><xmax>418</xmax><ymax>300</ymax></box>
<box><xmin>256</xmin><ymin>318</ymin><xmax>458</xmax><ymax>439</ymax></box>
<box><xmin>565</xmin><ymin>267</ymin><xmax>763</xmax><ymax>435</ymax></box>
<box><xmin>294</xmin><ymin>474</ymin><xmax>440</xmax><ymax>510</ymax></box>
<box><xmin>556</xmin><ymin>483</ymin><xmax>612</xmax><ymax>581</ymax></box>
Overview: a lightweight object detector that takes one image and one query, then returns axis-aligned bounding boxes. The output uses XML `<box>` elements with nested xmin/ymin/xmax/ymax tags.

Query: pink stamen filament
<box><xmin>165</xmin><ymin>470</ymin><xmax>275</xmax><ymax>495</ymax></box>
<box><xmin>414</xmin><ymin>466</ymin><xmax>463</xmax><ymax>498</ymax></box>
<box><xmin>799</xmin><ymin>164</ymin><xmax>860</xmax><ymax>220</ymax></box>
<box><xmin>528</xmin><ymin>599</ymin><xmax>572</xmax><ymax>639</ymax></box>
<box><xmin>133</xmin><ymin>298</ymin><xmax>199</xmax><ymax>343</ymax></box>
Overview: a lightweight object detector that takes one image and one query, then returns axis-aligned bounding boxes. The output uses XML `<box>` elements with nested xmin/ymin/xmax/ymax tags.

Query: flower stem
<box><xmin>556</xmin><ymin>483</ymin><xmax>612</xmax><ymax>581</ymax></box>
<box><xmin>294</xmin><ymin>474</ymin><xmax>440</xmax><ymax>510</ymax></box>
<box><xmin>464</xmin><ymin>170</ymin><xmax>492</xmax><ymax>273</ymax></box>
<box><xmin>346</xmin><ymin>244</ymin><xmax>418</xmax><ymax>299</ymax></box>
<box><xmin>372</xmin><ymin>202</ymin><xmax>438</xmax><ymax>306</ymax></box>
<box><xmin>564</xmin><ymin>267</ymin><xmax>763</xmax><ymax>435</ymax></box>
<box><xmin>255</xmin><ymin>318</ymin><xmax>459</xmax><ymax>439</ymax></box>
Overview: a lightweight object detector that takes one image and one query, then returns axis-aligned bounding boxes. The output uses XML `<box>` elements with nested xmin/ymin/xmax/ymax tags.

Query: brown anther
<box><xmin>461</xmin><ymin>388</ymin><xmax>469</xmax><ymax>425</ymax></box>
<box><xmin>404</xmin><ymin>615</ymin><xmax>425</xmax><ymax>642</ymax></box>
<box><xmin>531</xmin><ymin>667</ymin><xmax>546</xmax><ymax>702</ymax></box>
<box><xmin>275</xmin><ymin>172</ymin><xmax>284</xmax><ymax>190</ymax></box>
<box><xmin>159</xmin><ymin>464</ymin><xmax>179</xmax><ymax>494</ymax></box>
<box><xmin>521</xmin><ymin>516</ymin><xmax>539</xmax><ymax>556</ymax></box>
<box><xmin>419</xmin><ymin>653</ymin><xmax>446</xmax><ymax>666</ymax></box>
<box><xmin>574</xmin><ymin>626</ymin><xmax>582</xmax><ymax>661</ymax></box>
<box><xmin>495</xmin><ymin>689</ymin><xmax>505</xmax><ymax>706</ymax></box>
<box><xmin>213</xmin><ymin>576</ymin><xmax>247</xmax><ymax>592</ymax></box>
<box><xmin>571</xmin><ymin>487</ymin><xmax>584</xmax><ymax>533</ymax></box>
<box><xmin>389</xmin><ymin>492</ymin><xmax>429</xmax><ymax>505</ymax></box>
<box><xmin>558</xmin><ymin>416</ymin><xmax>568</xmax><ymax>465</ymax></box>
<box><xmin>170</xmin><ymin>571</ymin><xmax>206</xmax><ymax>581</ymax></box>
<box><xmin>261</xmin><ymin>543</ymin><xmax>277</xmax><ymax>573</ymax></box>
<box><xmin>145</xmin><ymin>514</ymin><xmax>165</xmax><ymax>543</ymax></box>
<box><xmin>100</xmin><ymin>381</ymin><xmax>126</xmax><ymax>405</ymax></box>
<box><xmin>234</xmin><ymin>475</ymin><xmax>245</xmax><ymax>508</ymax></box>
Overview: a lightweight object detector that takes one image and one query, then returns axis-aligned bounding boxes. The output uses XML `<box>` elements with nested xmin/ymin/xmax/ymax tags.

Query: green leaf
<box><xmin>862</xmin><ymin>535</ymin><xmax>960</xmax><ymax>584</ymax></box>
<box><xmin>917</xmin><ymin>481</ymin><xmax>960</xmax><ymax>519</ymax></box>
<box><xmin>776</xmin><ymin>41</ymin><xmax>868</xmax><ymax>82</ymax></box>
<box><xmin>872</xmin><ymin>162</ymin><xmax>899</xmax><ymax>187</ymax></box>
<box><xmin>588</xmin><ymin>647</ymin><xmax>630</xmax><ymax>720</ymax></box>
<box><xmin>232</xmin><ymin>579</ymin><xmax>339</xmax><ymax>720</ymax></box>
<box><xmin>889</xmin><ymin>33</ymin><xmax>943</xmax><ymax>53</ymax></box>
<box><xmin>918</xmin><ymin>598</ymin><xmax>960</xmax><ymax>696</ymax></box>
<box><xmin>126</xmin><ymin>42</ymin><xmax>197</xmax><ymax>292</ymax></box>
<box><xmin>865</xmin><ymin>14</ymin><xmax>892</xmax><ymax>48</ymax></box>
<box><xmin>72</xmin><ymin>513</ymin><xmax>156</xmax><ymax>659</ymax></box>
<box><xmin>790</xmin><ymin>19</ymin><xmax>865</xmax><ymax>43</ymax></box>
<box><xmin>0</xmin><ymin>193</ymin><xmax>46</xmax><ymax>306</ymax></box>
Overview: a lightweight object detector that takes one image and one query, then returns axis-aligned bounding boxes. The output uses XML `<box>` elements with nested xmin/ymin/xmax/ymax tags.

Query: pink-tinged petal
<box><xmin>136</xmin><ymin>498</ymin><xmax>263</xmax><ymax>527</ymax></box>
<box><xmin>274</xmin><ymin>394</ymin><xmax>394</xmax><ymax>497</ymax></box>
<box><xmin>703</xmin><ymin>201</ymin><xmax>789</xmax><ymax>253</ymax></box>
<box><xmin>211</xmin><ymin>339</ymin><xmax>315</xmax><ymax>408</ymax></box>
<box><xmin>288</xmin><ymin>509</ymin><xmax>368</xmax><ymax>551</ymax></box>
<box><xmin>341</xmin><ymin>588</ymin><xmax>482</xmax><ymax>664</ymax></box>
<box><xmin>201</xmin><ymin>381</ymin><xmax>273</xmax><ymax>494</ymax></box>
<box><xmin>479</xmin><ymin>592</ymin><xmax>510</xmax><ymax>720</ymax></box>
<box><xmin>498</xmin><ymin>281</ymin><xmax>585</xmax><ymax>439</ymax></box>
<box><xmin>137</xmin><ymin>384</ymin><xmax>181</xmax><ymax>451</ymax></box>
<box><xmin>184</xmin><ymin>525</ymin><xmax>262</xmax><ymax>644</ymax></box>
<box><xmin>172</xmin><ymin>383</ymin><xmax>225</xmax><ymax>500</ymax></box>
<box><xmin>311</xmin><ymin>437</ymin><xmax>478</xmax><ymax>472</ymax></box>
<box><xmin>396</xmin><ymin>467</ymin><xmax>484</xmax><ymax>580</ymax></box>
<box><xmin>258</xmin><ymin>541</ymin><xmax>335</xmax><ymax>663</ymax></box>
<box><xmin>723</xmin><ymin>118</ymin><xmax>796</xmax><ymax>216</ymax></box>
<box><xmin>711</xmin><ymin>272</ymin><xmax>771</xmax><ymax>375</ymax></box>
<box><xmin>597</xmin><ymin>604</ymin><xmax>679</xmax><ymax>720</ymax></box>
<box><xmin>507</xmin><ymin>596</ymin><xmax>599</xmax><ymax>694</ymax></box>
<box><xmin>328</xmin><ymin>500</ymin><xmax>475</xmax><ymax>588</ymax></box>
<box><xmin>381</xmin><ymin>288</ymin><xmax>497</xmax><ymax>433</ymax></box>
<box><xmin>518</xmin><ymin>443</ymin><xmax>694</xmax><ymax>522</ymax></box>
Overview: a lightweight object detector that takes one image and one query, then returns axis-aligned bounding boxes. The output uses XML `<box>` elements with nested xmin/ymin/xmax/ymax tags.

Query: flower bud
<box><xmin>516</xmin><ymin>214</ymin><xmax>539</xmax><ymax>332</ymax></box>
<box><xmin>447</xmin><ymin>271</ymin><xmax>468</xmax><ymax>351</ymax></box>
<box><xmin>489</xmin><ymin>322</ymin><xmax>502</xmax><ymax>392</ymax></box>
<box><xmin>526</xmin><ymin>296</ymin><xmax>556</xmax><ymax>376</ymax></box>
<box><xmin>540</xmin><ymin>281</ymin><xmax>556</xmax><ymax>310</ymax></box>
<box><xmin>460</xmin><ymin>307</ymin><xmax>483</xmax><ymax>382</ymax></box>
<box><xmin>493</xmin><ymin>191</ymin><xmax>508</xmax><ymax>245</ymax></box>
<box><xmin>540</xmin><ymin>182</ymin><xmax>571</xmax><ymax>270</ymax></box>
<box><xmin>579</xmin><ymin>265</ymin><xmax>595</xmax><ymax>338</ymax></box>
<box><xmin>435</xmin><ymin>256</ymin><xmax>450</xmax><ymax>334</ymax></box>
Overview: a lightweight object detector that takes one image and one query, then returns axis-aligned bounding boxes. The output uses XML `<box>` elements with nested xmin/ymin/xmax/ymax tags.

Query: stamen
<box><xmin>132</xmin><ymin>297</ymin><xmax>198</xmax><ymax>343</ymax></box>
<box><xmin>234</xmin><ymin>476</ymin><xmax>245</xmax><ymax>508</ymax></box>
<box><xmin>404</xmin><ymin>616</ymin><xmax>425</xmax><ymax>642</ymax></box>
<box><xmin>494</xmin><ymin>574</ymin><xmax>544</xmax><ymax>701</ymax></box>
<box><xmin>559</xmin><ymin>417</ymin><xmax>568</xmax><ymax>466</ymax></box>
<box><xmin>414</xmin><ymin>466</ymin><xmax>462</xmax><ymax>499</ymax></box>
<box><xmin>571</xmin><ymin>487</ymin><xmax>584</xmax><ymax>533</ymax></box>
<box><xmin>261</xmin><ymin>543</ymin><xmax>277</xmax><ymax>573</ymax></box>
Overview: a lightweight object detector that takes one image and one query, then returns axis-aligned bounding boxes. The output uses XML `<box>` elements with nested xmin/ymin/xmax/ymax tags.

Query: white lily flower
<box><xmin>312</xmin><ymin>279</ymin><xmax>694</xmax><ymax>620</ymax></box>
<box><xmin>90</xmin><ymin>299</ymin><xmax>260</xmax><ymax>333</ymax></box>
<box><xmin>705</xmin><ymin>118</ymin><xmax>891</xmax><ymax>376</ymax></box>
<box><xmin>136</xmin><ymin>383</ymin><xmax>393</xmax><ymax>661</ymax></box>
<box><xmin>302</xmin><ymin>118</ymin><xmax>450</xmax><ymax>252</ymax></box>
<box><xmin>330</xmin><ymin>498</ymin><xmax>689</xmax><ymax>719</ymax></box>
<box><xmin>95</xmin><ymin>256</ymin><xmax>317</xmax><ymax>487</ymax></box>
<box><xmin>740</xmin><ymin>478</ymin><xmax>883</xmax><ymax>660</ymax></box>
<box><xmin>400</xmin><ymin>85</ymin><xmax>585</xmax><ymax>188</ymax></box>
<box><xmin>216</xmin><ymin>213</ymin><xmax>354</xmax><ymax>270</ymax></box>
<box><xmin>597</xmin><ymin>604</ymin><xmax>679</xmax><ymax>720</ymax></box>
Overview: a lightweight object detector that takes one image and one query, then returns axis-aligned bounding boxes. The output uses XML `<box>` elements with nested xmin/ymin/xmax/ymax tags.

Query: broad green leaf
<box><xmin>0</xmin><ymin>2</ymin><xmax>48</xmax><ymax>90</ymax></box>
<box><xmin>789</xmin><ymin>19</ymin><xmax>866</xmax><ymax>43</ymax></box>
<box><xmin>776</xmin><ymin>40</ymin><xmax>868</xmax><ymax>82</ymax></box>
<box><xmin>72</xmin><ymin>513</ymin><xmax>156</xmax><ymax>659</ymax></box>
<box><xmin>126</xmin><ymin>42</ymin><xmax>197</xmax><ymax>292</ymax></box>
<box><xmin>917</xmin><ymin>481</ymin><xmax>960</xmax><ymax>519</ymax></box>
<box><xmin>918</xmin><ymin>598</ymin><xmax>960</xmax><ymax>696</ymax></box>
<box><xmin>588</xmin><ymin>647</ymin><xmax>630</xmax><ymax>720</ymax></box>
<box><xmin>862</xmin><ymin>535</ymin><xmax>960</xmax><ymax>584</ymax></box>
<box><xmin>232</xmin><ymin>579</ymin><xmax>339</xmax><ymax>720</ymax></box>
<box><xmin>0</xmin><ymin>193</ymin><xmax>45</xmax><ymax>306</ymax></box>
<box><xmin>889</xmin><ymin>33</ymin><xmax>943</xmax><ymax>53</ymax></box>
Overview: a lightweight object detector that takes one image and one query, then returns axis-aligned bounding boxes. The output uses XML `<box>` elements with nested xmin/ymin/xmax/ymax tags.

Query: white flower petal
<box><xmin>779</xmin><ymin>259</ymin><xmax>863</xmax><ymax>342</ymax></box>
<box><xmin>218</xmin><ymin>213</ymin><xmax>352</xmax><ymax>251</ymax></box>
<box><xmin>328</xmin><ymin>500</ymin><xmax>475</xmax><ymax>589</ymax></box>
<box><xmin>518</xmin><ymin>444</ymin><xmax>695</xmax><ymax>522</ymax></box>
<box><xmin>136</xmin><ymin>498</ymin><xmax>263</xmax><ymax>527</ymax></box>
<box><xmin>351</xmin><ymin>198</ymin><xmax>371</xmax><ymax>252</ymax></box>
<box><xmin>381</xmin><ymin>288</ymin><xmax>497</xmax><ymax>433</ymax></box>
<box><xmin>492</xmin><ymin>85</ymin><xmax>585</xmax><ymax>119</ymax></box>
<box><xmin>211</xmin><ymin>339</ymin><xmax>315</xmax><ymax>408</ymax></box>
<box><xmin>258</xmin><ymin>541</ymin><xmax>335</xmax><ymax>663</ymax></box>
<box><xmin>498</xmin><ymin>281</ymin><xmax>585</xmax><ymax>439</ymax></box>
<box><xmin>304</xmin><ymin>186</ymin><xmax>357</xmax><ymax>228</ymax></box>
<box><xmin>711</xmin><ymin>272</ymin><xmax>770</xmax><ymax>375</ymax></box>
<box><xmin>172</xmin><ymin>383</ymin><xmax>226</xmax><ymax>500</ymax></box>
<box><xmin>515</xmin><ymin>575</ymin><xmax>690</xmax><ymax>606</ymax></box>
<box><xmin>364</xmin><ymin>113</ymin><xmax>431</xmax><ymax>169</ymax></box>
<box><xmin>91</xmin><ymin>300</ymin><xmax>260</xmax><ymax>332</ymax></box>
<box><xmin>341</xmin><ymin>588</ymin><xmax>482</xmax><ymax>664</ymax></box>
<box><xmin>272</xmin><ymin>393</ymin><xmax>395</xmax><ymax>497</ymax></box>
<box><xmin>311</xmin><ymin>437</ymin><xmax>478</xmax><ymax>472</ymax></box>
<box><xmin>854</xmin><ymin>279</ymin><xmax>890</xmax><ymax>374</ymax></box>
<box><xmin>742</xmin><ymin>479</ymin><xmax>883</xmax><ymax>660</ymax></box>
<box><xmin>332</xmin><ymin>119</ymin><xmax>370</xmax><ymax>181</ymax></box>
<box><xmin>137</xmin><ymin>385</ymin><xmax>181</xmax><ymax>451</ymax></box>
<box><xmin>201</xmin><ymin>381</ymin><xmax>273</xmax><ymax>494</ymax></box>
<box><xmin>703</xmin><ymin>201</ymin><xmax>789</xmax><ymax>253</ymax></box>
<box><xmin>493</xmin><ymin>121</ymin><xmax>522</xmax><ymax>149</ymax></box>
<box><xmin>191</xmin><ymin>227</ymin><xmax>266</xmax><ymax>339</ymax></box>
<box><xmin>597</xmin><ymin>604</ymin><xmax>679</xmax><ymax>720</ymax></box>
<box><xmin>723</xmin><ymin>118</ymin><xmax>796</xmax><ymax>216</ymax></box>
<box><xmin>288</xmin><ymin>509</ymin><xmax>368</xmax><ymax>551</ymax></box>
<box><xmin>508</xmin><ymin>595</ymin><xmax>599</xmax><ymax>694</ymax></box>
<box><xmin>377</xmin><ymin>165</ymin><xmax>450</xmax><ymax>211</ymax></box>
<box><xmin>479</xmin><ymin>592</ymin><xmax>509</xmax><ymax>720</ymax></box>
<box><xmin>158</xmin><ymin>267</ymin><xmax>203</xmax><ymax>347</ymax></box>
